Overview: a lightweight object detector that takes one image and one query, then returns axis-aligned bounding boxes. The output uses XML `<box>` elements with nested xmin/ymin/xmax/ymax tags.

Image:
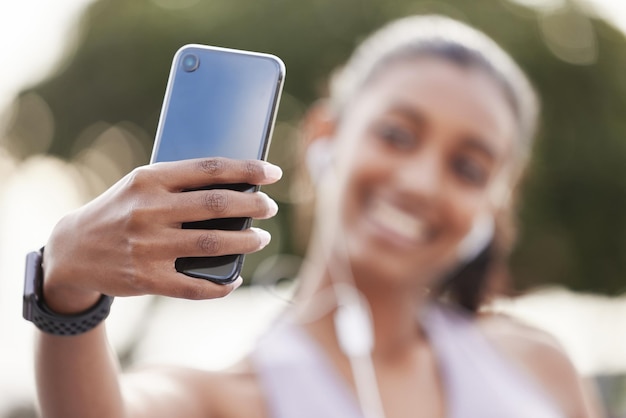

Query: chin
<box><xmin>337</xmin><ymin>235</ymin><xmax>440</xmax><ymax>291</ymax></box>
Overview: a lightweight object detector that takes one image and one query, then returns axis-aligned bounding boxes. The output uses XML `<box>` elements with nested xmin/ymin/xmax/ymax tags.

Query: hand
<box><xmin>42</xmin><ymin>157</ymin><xmax>282</xmax><ymax>314</ymax></box>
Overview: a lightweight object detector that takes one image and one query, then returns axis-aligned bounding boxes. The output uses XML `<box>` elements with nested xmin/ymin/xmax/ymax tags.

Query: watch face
<box><xmin>23</xmin><ymin>250</ymin><xmax>43</xmax><ymax>321</ymax></box>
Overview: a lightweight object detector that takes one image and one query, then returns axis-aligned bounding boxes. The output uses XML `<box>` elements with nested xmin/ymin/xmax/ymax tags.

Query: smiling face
<box><xmin>317</xmin><ymin>57</ymin><xmax>517</xmax><ymax>289</ymax></box>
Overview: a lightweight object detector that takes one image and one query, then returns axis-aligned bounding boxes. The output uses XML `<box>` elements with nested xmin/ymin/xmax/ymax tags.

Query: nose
<box><xmin>394</xmin><ymin>145</ymin><xmax>443</xmax><ymax>203</ymax></box>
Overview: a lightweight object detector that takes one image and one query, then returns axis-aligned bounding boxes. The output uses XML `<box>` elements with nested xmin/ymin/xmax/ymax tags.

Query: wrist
<box><xmin>23</xmin><ymin>248</ymin><xmax>114</xmax><ymax>336</ymax></box>
<box><xmin>42</xmin><ymin>282</ymin><xmax>102</xmax><ymax>316</ymax></box>
<box><xmin>41</xmin><ymin>244</ymin><xmax>102</xmax><ymax>315</ymax></box>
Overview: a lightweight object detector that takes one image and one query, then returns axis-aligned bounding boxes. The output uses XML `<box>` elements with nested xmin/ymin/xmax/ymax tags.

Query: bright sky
<box><xmin>0</xmin><ymin>0</ymin><xmax>95</xmax><ymax>115</ymax></box>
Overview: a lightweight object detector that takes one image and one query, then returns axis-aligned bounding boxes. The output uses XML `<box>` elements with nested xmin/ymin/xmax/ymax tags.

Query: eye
<box><xmin>373</xmin><ymin>122</ymin><xmax>418</xmax><ymax>151</ymax></box>
<box><xmin>452</xmin><ymin>156</ymin><xmax>488</xmax><ymax>186</ymax></box>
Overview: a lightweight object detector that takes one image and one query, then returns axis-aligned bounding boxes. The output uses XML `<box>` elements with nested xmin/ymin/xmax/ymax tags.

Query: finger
<box><xmin>153</xmin><ymin>158</ymin><xmax>283</xmax><ymax>191</ymax></box>
<box><xmin>151</xmin><ymin>273</ymin><xmax>243</xmax><ymax>300</ymax></box>
<box><xmin>165</xmin><ymin>227</ymin><xmax>272</xmax><ymax>258</ymax></box>
<box><xmin>167</xmin><ymin>190</ymin><xmax>278</xmax><ymax>223</ymax></box>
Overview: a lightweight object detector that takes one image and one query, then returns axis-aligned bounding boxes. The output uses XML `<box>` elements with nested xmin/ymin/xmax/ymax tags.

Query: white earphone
<box><xmin>332</xmin><ymin>285</ymin><xmax>385</xmax><ymax>418</ymax></box>
<box><xmin>305</xmin><ymin>138</ymin><xmax>333</xmax><ymax>183</ymax></box>
<box><xmin>333</xmin><ymin>285</ymin><xmax>374</xmax><ymax>358</ymax></box>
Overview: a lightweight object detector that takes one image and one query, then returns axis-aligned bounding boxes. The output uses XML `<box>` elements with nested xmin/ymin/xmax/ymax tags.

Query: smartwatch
<box><xmin>22</xmin><ymin>248</ymin><xmax>114</xmax><ymax>336</ymax></box>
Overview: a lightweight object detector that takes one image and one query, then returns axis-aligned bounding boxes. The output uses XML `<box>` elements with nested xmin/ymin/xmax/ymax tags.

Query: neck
<box><xmin>293</xmin><ymin>248</ymin><xmax>430</xmax><ymax>359</ymax></box>
<box><xmin>365</xmin><ymin>281</ymin><xmax>428</xmax><ymax>358</ymax></box>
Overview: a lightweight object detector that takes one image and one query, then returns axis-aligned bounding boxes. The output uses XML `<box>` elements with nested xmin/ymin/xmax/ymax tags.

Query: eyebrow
<box><xmin>462</xmin><ymin>137</ymin><xmax>497</xmax><ymax>161</ymax></box>
<box><xmin>385</xmin><ymin>103</ymin><xmax>426</xmax><ymax>126</ymax></box>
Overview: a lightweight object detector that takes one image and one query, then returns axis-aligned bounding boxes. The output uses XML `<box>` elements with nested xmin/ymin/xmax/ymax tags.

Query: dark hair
<box><xmin>328</xmin><ymin>15</ymin><xmax>540</xmax><ymax>312</ymax></box>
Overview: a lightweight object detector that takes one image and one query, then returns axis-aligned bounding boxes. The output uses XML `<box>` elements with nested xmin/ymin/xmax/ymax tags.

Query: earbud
<box><xmin>332</xmin><ymin>284</ymin><xmax>374</xmax><ymax>357</ymax></box>
<box><xmin>305</xmin><ymin>138</ymin><xmax>333</xmax><ymax>183</ymax></box>
<box><xmin>456</xmin><ymin>213</ymin><xmax>494</xmax><ymax>264</ymax></box>
<box><xmin>488</xmin><ymin>169</ymin><xmax>512</xmax><ymax>210</ymax></box>
<box><xmin>334</xmin><ymin>299</ymin><xmax>374</xmax><ymax>357</ymax></box>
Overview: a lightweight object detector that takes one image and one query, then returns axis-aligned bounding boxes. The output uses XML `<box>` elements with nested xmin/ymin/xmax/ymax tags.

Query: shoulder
<box><xmin>476</xmin><ymin>312</ymin><xmax>602</xmax><ymax>418</ymax></box>
<box><xmin>205</xmin><ymin>361</ymin><xmax>267</xmax><ymax>418</ymax></box>
<box><xmin>123</xmin><ymin>360</ymin><xmax>266</xmax><ymax>418</ymax></box>
<box><xmin>476</xmin><ymin>312</ymin><xmax>569</xmax><ymax>371</ymax></box>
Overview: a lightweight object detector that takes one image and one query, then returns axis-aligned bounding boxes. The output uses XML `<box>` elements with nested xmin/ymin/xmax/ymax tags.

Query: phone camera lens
<box><xmin>182</xmin><ymin>54</ymin><xmax>199</xmax><ymax>72</ymax></box>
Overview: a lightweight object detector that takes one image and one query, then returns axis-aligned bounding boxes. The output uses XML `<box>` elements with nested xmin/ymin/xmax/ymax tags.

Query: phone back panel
<box><xmin>151</xmin><ymin>45</ymin><xmax>285</xmax><ymax>283</ymax></box>
<box><xmin>152</xmin><ymin>45</ymin><xmax>284</xmax><ymax>163</ymax></box>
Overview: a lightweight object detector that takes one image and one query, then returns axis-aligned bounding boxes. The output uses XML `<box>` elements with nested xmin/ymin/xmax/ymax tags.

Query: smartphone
<box><xmin>151</xmin><ymin>44</ymin><xmax>285</xmax><ymax>284</ymax></box>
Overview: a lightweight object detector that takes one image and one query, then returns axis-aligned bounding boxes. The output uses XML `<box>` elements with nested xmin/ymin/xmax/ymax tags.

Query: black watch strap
<box><xmin>23</xmin><ymin>249</ymin><xmax>114</xmax><ymax>336</ymax></box>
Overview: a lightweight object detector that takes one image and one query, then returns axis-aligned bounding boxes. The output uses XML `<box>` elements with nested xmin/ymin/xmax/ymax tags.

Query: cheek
<box><xmin>338</xmin><ymin>141</ymin><xmax>393</xmax><ymax>208</ymax></box>
<box><xmin>313</xmin><ymin>139</ymin><xmax>381</xmax><ymax>235</ymax></box>
<box><xmin>443</xmin><ymin>189</ymin><xmax>491</xmax><ymax>247</ymax></box>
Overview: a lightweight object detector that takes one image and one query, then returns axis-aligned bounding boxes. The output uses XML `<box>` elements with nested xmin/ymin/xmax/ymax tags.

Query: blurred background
<box><xmin>1</xmin><ymin>0</ymin><xmax>626</xmax><ymax>416</ymax></box>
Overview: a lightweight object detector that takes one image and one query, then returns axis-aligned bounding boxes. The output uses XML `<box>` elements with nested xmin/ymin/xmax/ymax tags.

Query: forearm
<box><xmin>31</xmin><ymin>158</ymin><xmax>281</xmax><ymax>417</ymax></box>
<box><xmin>35</xmin><ymin>323</ymin><xmax>126</xmax><ymax>418</ymax></box>
<box><xmin>34</xmin><ymin>300</ymin><xmax>212</xmax><ymax>418</ymax></box>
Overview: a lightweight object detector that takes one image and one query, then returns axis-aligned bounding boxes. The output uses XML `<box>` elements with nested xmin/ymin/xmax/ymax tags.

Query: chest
<box><xmin>249</xmin><ymin>310</ymin><xmax>563</xmax><ymax>418</ymax></box>
<box><xmin>375</xmin><ymin>358</ymin><xmax>446</xmax><ymax>418</ymax></box>
<box><xmin>214</xmin><ymin>368</ymin><xmax>445</xmax><ymax>418</ymax></box>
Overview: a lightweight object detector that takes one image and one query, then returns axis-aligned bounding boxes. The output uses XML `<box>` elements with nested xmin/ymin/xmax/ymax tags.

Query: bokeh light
<box><xmin>2</xmin><ymin>0</ymin><xmax>626</xmax><ymax>416</ymax></box>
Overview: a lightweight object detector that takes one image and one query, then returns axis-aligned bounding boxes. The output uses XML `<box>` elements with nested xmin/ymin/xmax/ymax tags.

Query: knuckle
<box><xmin>199</xmin><ymin>158</ymin><xmax>224</xmax><ymax>176</ymax></box>
<box><xmin>126</xmin><ymin>237</ymin><xmax>148</xmax><ymax>264</ymax></box>
<box><xmin>126</xmin><ymin>204</ymin><xmax>149</xmax><ymax>231</ymax></box>
<box><xmin>204</xmin><ymin>190</ymin><xmax>229</xmax><ymax>214</ymax></box>
<box><xmin>244</xmin><ymin>160</ymin><xmax>263</xmax><ymax>180</ymax></box>
<box><xmin>123</xmin><ymin>263</ymin><xmax>150</xmax><ymax>294</ymax></box>
<box><xmin>126</xmin><ymin>166</ymin><xmax>151</xmax><ymax>190</ymax></box>
<box><xmin>197</xmin><ymin>232</ymin><xmax>221</xmax><ymax>254</ymax></box>
<box><xmin>126</xmin><ymin>236</ymin><xmax>138</xmax><ymax>257</ymax></box>
<box><xmin>129</xmin><ymin>275</ymin><xmax>150</xmax><ymax>294</ymax></box>
<box><xmin>124</xmin><ymin>240</ymin><xmax>160</xmax><ymax>291</ymax></box>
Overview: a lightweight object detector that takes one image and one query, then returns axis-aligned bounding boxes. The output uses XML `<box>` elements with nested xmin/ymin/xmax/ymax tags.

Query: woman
<box><xmin>33</xmin><ymin>15</ymin><xmax>601</xmax><ymax>418</ymax></box>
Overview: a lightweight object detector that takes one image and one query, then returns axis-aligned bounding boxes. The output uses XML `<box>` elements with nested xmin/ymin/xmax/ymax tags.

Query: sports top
<box><xmin>252</xmin><ymin>302</ymin><xmax>562</xmax><ymax>418</ymax></box>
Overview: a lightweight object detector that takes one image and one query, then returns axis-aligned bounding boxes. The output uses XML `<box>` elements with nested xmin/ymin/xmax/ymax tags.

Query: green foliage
<box><xmin>19</xmin><ymin>0</ymin><xmax>626</xmax><ymax>293</ymax></box>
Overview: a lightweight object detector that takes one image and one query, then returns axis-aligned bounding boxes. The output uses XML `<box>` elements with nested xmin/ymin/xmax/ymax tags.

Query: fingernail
<box><xmin>263</xmin><ymin>163</ymin><xmax>283</xmax><ymax>182</ymax></box>
<box><xmin>267</xmin><ymin>196</ymin><xmax>279</xmax><ymax>215</ymax></box>
<box><xmin>252</xmin><ymin>227</ymin><xmax>272</xmax><ymax>247</ymax></box>
<box><xmin>232</xmin><ymin>277</ymin><xmax>244</xmax><ymax>290</ymax></box>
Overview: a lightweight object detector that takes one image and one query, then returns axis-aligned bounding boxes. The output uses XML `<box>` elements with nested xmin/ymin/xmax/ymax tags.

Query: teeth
<box><xmin>369</xmin><ymin>200</ymin><xmax>427</xmax><ymax>243</ymax></box>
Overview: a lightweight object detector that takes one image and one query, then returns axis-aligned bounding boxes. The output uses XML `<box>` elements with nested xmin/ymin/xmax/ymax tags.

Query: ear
<box><xmin>301</xmin><ymin>101</ymin><xmax>339</xmax><ymax>183</ymax></box>
<box><xmin>488</xmin><ymin>172</ymin><xmax>512</xmax><ymax>212</ymax></box>
<box><xmin>300</xmin><ymin>99</ymin><xmax>338</xmax><ymax>147</ymax></box>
